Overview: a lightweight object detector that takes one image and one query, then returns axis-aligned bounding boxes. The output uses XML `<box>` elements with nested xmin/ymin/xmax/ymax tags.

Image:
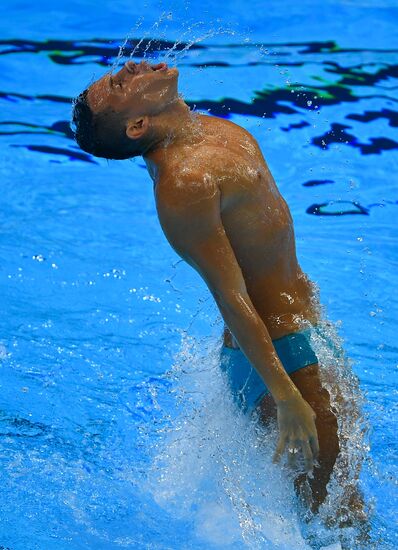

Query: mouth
<box><xmin>125</xmin><ymin>60</ymin><xmax>169</xmax><ymax>75</ymax></box>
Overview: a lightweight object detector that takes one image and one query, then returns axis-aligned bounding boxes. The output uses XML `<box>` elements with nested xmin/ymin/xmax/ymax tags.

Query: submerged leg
<box><xmin>258</xmin><ymin>363</ymin><xmax>363</xmax><ymax>517</ymax></box>
<box><xmin>290</xmin><ymin>363</ymin><xmax>340</xmax><ymax>510</ymax></box>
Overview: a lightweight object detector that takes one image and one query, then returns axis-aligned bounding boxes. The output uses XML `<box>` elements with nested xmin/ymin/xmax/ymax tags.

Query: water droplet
<box><xmin>0</xmin><ymin>344</ymin><xmax>8</xmax><ymax>359</ymax></box>
<box><xmin>143</xmin><ymin>295</ymin><xmax>161</xmax><ymax>303</ymax></box>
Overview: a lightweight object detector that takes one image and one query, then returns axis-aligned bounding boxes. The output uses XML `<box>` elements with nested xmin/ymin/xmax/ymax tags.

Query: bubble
<box><xmin>143</xmin><ymin>295</ymin><xmax>161</xmax><ymax>303</ymax></box>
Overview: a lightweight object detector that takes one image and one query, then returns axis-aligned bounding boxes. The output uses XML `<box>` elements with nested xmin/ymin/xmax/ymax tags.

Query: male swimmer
<box><xmin>72</xmin><ymin>60</ymin><xmax>362</xmax><ymax>518</ymax></box>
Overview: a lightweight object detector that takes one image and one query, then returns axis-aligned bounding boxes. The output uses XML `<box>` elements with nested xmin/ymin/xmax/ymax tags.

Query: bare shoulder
<box><xmin>154</xmin><ymin>114</ymin><xmax>268</xmax><ymax>224</ymax></box>
<box><xmin>198</xmin><ymin>114</ymin><xmax>263</xmax><ymax>153</ymax></box>
<box><xmin>154</xmin><ymin>156</ymin><xmax>222</xmax><ymax>252</ymax></box>
<box><xmin>155</xmin><ymin>155</ymin><xmax>219</xmax><ymax>214</ymax></box>
<box><xmin>198</xmin><ymin>113</ymin><xmax>257</xmax><ymax>140</ymax></box>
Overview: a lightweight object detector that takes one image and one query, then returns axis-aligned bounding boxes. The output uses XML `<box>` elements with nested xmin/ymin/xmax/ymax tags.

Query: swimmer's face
<box><xmin>87</xmin><ymin>61</ymin><xmax>179</xmax><ymax>120</ymax></box>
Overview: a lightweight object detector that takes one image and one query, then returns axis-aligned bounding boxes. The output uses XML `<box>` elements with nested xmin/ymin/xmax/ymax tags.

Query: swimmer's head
<box><xmin>72</xmin><ymin>61</ymin><xmax>179</xmax><ymax>160</ymax></box>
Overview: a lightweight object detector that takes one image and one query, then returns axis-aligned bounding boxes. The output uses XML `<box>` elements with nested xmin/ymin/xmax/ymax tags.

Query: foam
<box><xmin>146</xmin><ymin>316</ymin><xmax>369</xmax><ymax>548</ymax></box>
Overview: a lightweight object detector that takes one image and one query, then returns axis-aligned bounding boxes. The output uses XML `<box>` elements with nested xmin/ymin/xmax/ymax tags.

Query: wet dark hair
<box><xmin>71</xmin><ymin>89</ymin><xmax>140</xmax><ymax>160</ymax></box>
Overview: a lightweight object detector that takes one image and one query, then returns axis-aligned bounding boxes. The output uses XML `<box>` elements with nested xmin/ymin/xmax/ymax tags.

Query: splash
<box><xmin>161</xmin><ymin>23</ymin><xmax>236</xmax><ymax>65</ymax></box>
<box><xmin>130</xmin><ymin>12</ymin><xmax>173</xmax><ymax>63</ymax></box>
<box><xmin>109</xmin><ymin>12</ymin><xmax>171</xmax><ymax>73</ymax></box>
<box><xmin>109</xmin><ymin>16</ymin><xmax>239</xmax><ymax>74</ymax></box>
<box><xmin>144</xmin><ymin>310</ymin><xmax>371</xmax><ymax>549</ymax></box>
<box><xmin>307</xmin><ymin>320</ymin><xmax>370</xmax><ymax>539</ymax></box>
<box><xmin>145</xmin><ymin>333</ymin><xmax>312</xmax><ymax>548</ymax></box>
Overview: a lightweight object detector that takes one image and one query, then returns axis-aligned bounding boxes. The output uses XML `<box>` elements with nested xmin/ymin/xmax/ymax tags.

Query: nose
<box><xmin>124</xmin><ymin>60</ymin><xmax>150</xmax><ymax>75</ymax></box>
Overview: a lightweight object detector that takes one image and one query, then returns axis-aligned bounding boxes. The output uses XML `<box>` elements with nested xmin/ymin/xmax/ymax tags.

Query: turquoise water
<box><xmin>1</xmin><ymin>1</ymin><xmax>397</xmax><ymax>548</ymax></box>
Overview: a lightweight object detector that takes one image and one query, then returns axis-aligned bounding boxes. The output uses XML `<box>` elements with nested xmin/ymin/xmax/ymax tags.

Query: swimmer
<box><xmin>72</xmin><ymin>60</ymin><xmax>364</xmax><ymax>520</ymax></box>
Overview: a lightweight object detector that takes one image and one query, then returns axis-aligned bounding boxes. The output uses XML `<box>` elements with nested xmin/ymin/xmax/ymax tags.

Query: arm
<box><xmin>157</xmin><ymin>176</ymin><xmax>318</xmax><ymax>469</ymax></box>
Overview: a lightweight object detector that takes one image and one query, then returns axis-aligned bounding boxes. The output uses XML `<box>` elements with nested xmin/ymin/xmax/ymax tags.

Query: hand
<box><xmin>273</xmin><ymin>394</ymin><xmax>319</xmax><ymax>473</ymax></box>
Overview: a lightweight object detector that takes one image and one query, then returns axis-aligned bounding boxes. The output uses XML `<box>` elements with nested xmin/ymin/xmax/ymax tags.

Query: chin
<box><xmin>164</xmin><ymin>68</ymin><xmax>179</xmax><ymax>84</ymax></box>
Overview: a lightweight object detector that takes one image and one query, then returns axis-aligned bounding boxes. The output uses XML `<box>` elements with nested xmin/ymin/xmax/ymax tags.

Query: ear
<box><xmin>126</xmin><ymin>116</ymin><xmax>149</xmax><ymax>140</ymax></box>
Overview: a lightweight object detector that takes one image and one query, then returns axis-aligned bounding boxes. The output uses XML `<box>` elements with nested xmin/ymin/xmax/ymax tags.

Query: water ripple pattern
<box><xmin>0</xmin><ymin>3</ymin><xmax>397</xmax><ymax>549</ymax></box>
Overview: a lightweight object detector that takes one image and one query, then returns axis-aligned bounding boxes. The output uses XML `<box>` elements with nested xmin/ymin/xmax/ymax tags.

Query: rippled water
<box><xmin>1</xmin><ymin>1</ymin><xmax>397</xmax><ymax>549</ymax></box>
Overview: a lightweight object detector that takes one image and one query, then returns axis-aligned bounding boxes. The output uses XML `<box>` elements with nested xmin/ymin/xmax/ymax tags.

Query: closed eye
<box><xmin>110</xmin><ymin>76</ymin><xmax>122</xmax><ymax>88</ymax></box>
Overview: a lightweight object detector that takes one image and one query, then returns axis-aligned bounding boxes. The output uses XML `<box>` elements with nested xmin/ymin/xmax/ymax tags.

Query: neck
<box><xmin>142</xmin><ymin>99</ymin><xmax>203</xmax><ymax>176</ymax></box>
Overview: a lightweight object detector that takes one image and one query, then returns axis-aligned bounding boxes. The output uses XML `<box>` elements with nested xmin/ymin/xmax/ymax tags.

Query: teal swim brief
<box><xmin>220</xmin><ymin>328</ymin><xmax>318</xmax><ymax>413</ymax></box>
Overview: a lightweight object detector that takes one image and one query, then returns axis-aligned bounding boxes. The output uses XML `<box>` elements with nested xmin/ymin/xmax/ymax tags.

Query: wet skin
<box><xmin>86</xmin><ymin>61</ymin><xmax>346</xmax><ymax>509</ymax></box>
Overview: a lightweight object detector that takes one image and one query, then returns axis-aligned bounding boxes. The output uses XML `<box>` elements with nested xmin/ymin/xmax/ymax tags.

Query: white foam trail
<box><xmin>145</xmin><ymin>312</ymin><xmax>370</xmax><ymax>548</ymax></box>
<box><xmin>146</xmin><ymin>334</ymin><xmax>311</xmax><ymax>549</ymax></box>
<box><xmin>308</xmin><ymin>320</ymin><xmax>369</xmax><ymax>529</ymax></box>
<box><xmin>320</xmin><ymin>543</ymin><xmax>342</xmax><ymax>550</ymax></box>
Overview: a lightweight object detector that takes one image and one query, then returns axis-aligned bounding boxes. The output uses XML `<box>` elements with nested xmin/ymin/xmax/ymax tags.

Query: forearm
<box><xmin>217</xmin><ymin>291</ymin><xmax>300</xmax><ymax>403</ymax></box>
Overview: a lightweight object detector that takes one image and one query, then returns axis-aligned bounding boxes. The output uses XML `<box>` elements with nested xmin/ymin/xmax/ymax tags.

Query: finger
<box><xmin>287</xmin><ymin>439</ymin><xmax>302</xmax><ymax>468</ymax></box>
<box><xmin>287</xmin><ymin>445</ymin><xmax>298</xmax><ymax>468</ymax></box>
<box><xmin>273</xmin><ymin>434</ymin><xmax>288</xmax><ymax>463</ymax></box>
<box><xmin>309</xmin><ymin>435</ymin><xmax>320</xmax><ymax>463</ymax></box>
<box><xmin>301</xmin><ymin>439</ymin><xmax>314</xmax><ymax>473</ymax></box>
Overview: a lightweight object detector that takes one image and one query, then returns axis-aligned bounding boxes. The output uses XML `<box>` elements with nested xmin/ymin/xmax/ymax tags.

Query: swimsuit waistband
<box><xmin>220</xmin><ymin>327</ymin><xmax>319</xmax><ymax>412</ymax></box>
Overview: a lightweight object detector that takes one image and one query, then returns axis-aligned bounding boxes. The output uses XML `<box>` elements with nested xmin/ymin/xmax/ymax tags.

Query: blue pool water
<box><xmin>1</xmin><ymin>1</ymin><xmax>397</xmax><ymax>548</ymax></box>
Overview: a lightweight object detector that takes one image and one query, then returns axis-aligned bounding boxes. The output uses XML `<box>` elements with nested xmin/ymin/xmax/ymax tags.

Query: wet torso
<box><xmin>148</xmin><ymin>114</ymin><xmax>319</xmax><ymax>340</ymax></box>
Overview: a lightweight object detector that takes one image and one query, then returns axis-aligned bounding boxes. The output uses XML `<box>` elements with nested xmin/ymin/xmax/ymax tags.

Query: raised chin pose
<box><xmin>72</xmin><ymin>59</ymin><xmax>364</xmax><ymax>518</ymax></box>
